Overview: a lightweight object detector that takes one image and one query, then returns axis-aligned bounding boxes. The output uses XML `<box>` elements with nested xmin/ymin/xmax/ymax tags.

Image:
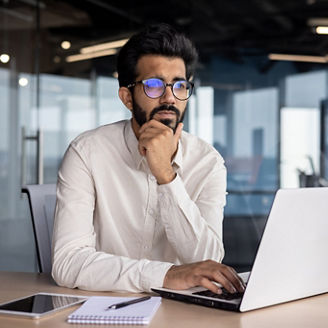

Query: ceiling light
<box><xmin>53</xmin><ymin>56</ymin><xmax>61</xmax><ymax>63</ymax></box>
<box><xmin>66</xmin><ymin>48</ymin><xmax>118</xmax><ymax>63</ymax></box>
<box><xmin>80</xmin><ymin>38</ymin><xmax>129</xmax><ymax>54</ymax></box>
<box><xmin>316</xmin><ymin>26</ymin><xmax>328</xmax><ymax>34</ymax></box>
<box><xmin>0</xmin><ymin>53</ymin><xmax>10</xmax><ymax>63</ymax></box>
<box><xmin>268</xmin><ymin>53</ymin><xmax>327</xmax><ymax>63</ymax></box>
<box><xmin>61</xmin><ymin>41</ymin><xmax>71</xmax><ymax>49</ymax></box>
<box><xmin>19</xmin><ymin>77</ymin><xmax>29</xmax><ymax>87</ymax></box>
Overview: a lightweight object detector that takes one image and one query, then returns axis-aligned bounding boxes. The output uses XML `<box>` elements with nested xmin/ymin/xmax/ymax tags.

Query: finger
<box><xmin>138</xmin><ymin>142</ymin><xmax>146</xmax><ymax>156</ymax></box>
<box><xmin>139</xmin><ymin>119</ymin><xmax>166</xmax><ymax>134</ymax></box>
<box><xmin>212</xmin><ymin>271</ymin><xmax>238</xmax><ymax>293</ymax></box>
<box><xmin>219</xmin><ymin>267</ymin><xmax>245</xmax><ymax>292</ymax></box>
<box><xmin>193</xmin><ymin>261</ymin><xmax>237</xmax><ymax>293</ymax></box>
<box><xmin>224</xmin><ymin>267</ymin><xmax>246</xmax><ymax>292</ymax></box>
<box><xmin>139</xmin><ymin>126</ymin><xmax>161</xmax><ymax>139</ymax></box>
<box><xmin>138</xmin><ymin>121</ymin><xmax>153</xmax><ymax>135</ymax></box>
<box><xmin>138</xmin><ymin>132</ymin><xmax>154</xmax><ymax>156</ymax></box>
<box><xmin>197</xmin><ymin>277</ymin><xmax>222</xmax><ymax>294</ymax></box>
<box><xmin>138</xmin><ymin>123</ymin><xmax>152</xmax><ymax>136</ymax></box>
<box><xmin>138</xmin><ymin>129</ymin><xmax>161</xmax><ymax>153</ymax></box>
<box><xmin>138</xmin><ymin>124</ymin><xmax>174</xmax><ymax>152</ymax></box>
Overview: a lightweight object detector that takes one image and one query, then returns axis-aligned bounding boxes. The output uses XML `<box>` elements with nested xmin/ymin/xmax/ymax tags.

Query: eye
<box><xmin>145</xmin><ymin>78</ymin><xmax>163</xmax><ymax>89</ymax></box>
<box><xmin>174</xmin><ymin>81</ymin><xmax>187</xmax><ymax>90</ymax></box>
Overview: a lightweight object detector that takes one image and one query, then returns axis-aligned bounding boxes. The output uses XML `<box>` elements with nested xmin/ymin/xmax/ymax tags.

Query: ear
<box><xmin>119</xmin><ymin>87</ymin><xmax>133</xmax><ymax>111</ymax></box>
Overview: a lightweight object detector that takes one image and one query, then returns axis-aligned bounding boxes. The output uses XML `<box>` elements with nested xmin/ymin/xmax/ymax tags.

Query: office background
<box><xmin>1</xmin><ymin>0</ymin><xmax>328</xmax><ymax>273</ymax></box>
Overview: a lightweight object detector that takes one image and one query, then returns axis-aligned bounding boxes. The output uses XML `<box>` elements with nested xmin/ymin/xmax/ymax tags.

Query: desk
<box><xmin>0</xmin><ymin>271</ymin><xmax>327</xmax><ymax>327</ymax></box>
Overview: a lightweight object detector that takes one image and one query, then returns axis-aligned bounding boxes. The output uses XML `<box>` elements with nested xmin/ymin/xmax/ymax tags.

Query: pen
<box><xmin>107</xmin><ymin>296</ymin><xmax>151</xmax><ymax>310</ymax></box>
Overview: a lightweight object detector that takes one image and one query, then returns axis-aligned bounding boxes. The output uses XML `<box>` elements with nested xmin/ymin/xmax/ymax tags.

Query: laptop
<box><xmin>152</xmin><ymin>187</ymin><xmax>328</xmax><ymax>312</ymax></box>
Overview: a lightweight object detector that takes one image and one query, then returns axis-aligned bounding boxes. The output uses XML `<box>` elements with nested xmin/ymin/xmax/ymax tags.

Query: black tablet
<box><xmin>0</xmin><ymin>292</ymin><xmax>87</xmax><ymax>319</ymax></box>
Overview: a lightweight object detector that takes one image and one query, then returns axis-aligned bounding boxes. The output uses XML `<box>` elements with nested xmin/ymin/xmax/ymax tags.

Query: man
<box><xmin>52</xmin><ymin>23</ymin><xmax>245</xmax><ymax>295</ymax></box>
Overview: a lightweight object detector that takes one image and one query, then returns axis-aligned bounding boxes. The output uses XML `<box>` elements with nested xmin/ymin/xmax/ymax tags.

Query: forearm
<box><xmin>53</xmin><ymin>178</ymin><xmax>172</xmax><ymax>292</ymax></box>
<box><xmin>52</xmin><ymin>243</ymin><xmax>172</xmax><ymax>292</ymax></box>
<box><xmin>158</xmin><ymin>173</ymin><xmax>226</xmax><ymax>263</ymax></box>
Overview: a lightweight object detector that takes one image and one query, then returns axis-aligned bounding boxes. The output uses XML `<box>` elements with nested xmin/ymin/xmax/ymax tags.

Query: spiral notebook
<box><xmin>67</xmin><ymin>296</ymin><xmax>161</xmax><ymax>325</ymax></box>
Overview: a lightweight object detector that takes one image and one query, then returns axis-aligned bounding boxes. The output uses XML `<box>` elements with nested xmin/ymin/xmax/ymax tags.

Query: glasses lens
<box><xmin>173</xmin><ymin>81</ymin><xmax>192</xmax><ymax>100</ymax></box>
<box><xmin>143</xmin><ymin>78</ymin><xmax>164</xmax><ymax>98</ymax></box>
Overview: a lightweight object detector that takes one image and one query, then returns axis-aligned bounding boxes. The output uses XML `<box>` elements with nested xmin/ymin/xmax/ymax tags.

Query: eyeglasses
<box><xmin>127</xmin><ymin>78</ymin><xmax>194</xmax><ymax>101</ymax></box>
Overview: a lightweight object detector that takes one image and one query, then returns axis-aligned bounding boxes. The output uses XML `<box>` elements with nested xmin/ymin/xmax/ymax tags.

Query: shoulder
<box><xmin>180</xmin><ymin>130</ymin><xmax>224</xmax><ymax>164</ymax></box>
<box><xmin>70</xmin><ymin>120</ymin><xmax>127</xmax><ymax>152</ymax></box>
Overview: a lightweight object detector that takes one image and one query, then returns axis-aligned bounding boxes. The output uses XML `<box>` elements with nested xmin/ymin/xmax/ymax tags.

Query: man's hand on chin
<box><xmin>138</xmin><ymin>120</ymin><xmax>183</xmax><ymax>184</ymax></box>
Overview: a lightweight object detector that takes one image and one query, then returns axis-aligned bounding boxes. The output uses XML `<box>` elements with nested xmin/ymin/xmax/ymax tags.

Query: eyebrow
<box><xmin>149</xmin><ymin>75</ymin><xmax>187</xmax><ymax>82</ymax></box>
<box><xmin>172</xmin><ymin>76</ymin><xmax>187</xmax><ymax>82</ymax></box>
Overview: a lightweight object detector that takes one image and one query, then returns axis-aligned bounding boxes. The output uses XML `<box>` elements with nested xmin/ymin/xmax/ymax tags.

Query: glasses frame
<box><xmin>127</xmin><ymin>78</ymin><xmax>194</xmax><ymax>101</ymax></box>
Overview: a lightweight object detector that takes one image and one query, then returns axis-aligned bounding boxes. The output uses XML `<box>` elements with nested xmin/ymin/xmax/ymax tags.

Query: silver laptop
<box><xmin>152</xmin><ymin>187</ymin><xmax>328</xmax><ymax>312</ymax></box>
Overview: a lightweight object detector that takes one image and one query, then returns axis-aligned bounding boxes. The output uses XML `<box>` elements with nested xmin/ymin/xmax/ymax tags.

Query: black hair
<box><xmin>117</xmin><ymin>23</ymin><xmax>198</xmax><ymax>87</ymax></box>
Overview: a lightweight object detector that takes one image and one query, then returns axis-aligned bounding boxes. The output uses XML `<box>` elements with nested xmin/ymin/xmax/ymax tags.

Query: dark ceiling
<box><xmin>52</xmin><ymin>0</ymin><xmax>328</xmax><ymax>57</ymax></box>
<box><xmin>2</xmin><ymin>0</ymin><xmax>328</xmax><ymax>75</ymax></box>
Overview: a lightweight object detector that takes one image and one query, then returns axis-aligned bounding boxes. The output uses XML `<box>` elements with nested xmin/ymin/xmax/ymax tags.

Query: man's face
<box><xmin>130</xmin><ymin>55</ymin><xmax>188</xmax><ymax>133</ymax></box>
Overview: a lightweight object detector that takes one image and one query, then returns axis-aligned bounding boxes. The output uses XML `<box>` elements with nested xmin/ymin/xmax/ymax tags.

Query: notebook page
<box><xmin>68</xmin><ymin>296</ymin><xmax>161</xmax><ymax>325</ymax></box>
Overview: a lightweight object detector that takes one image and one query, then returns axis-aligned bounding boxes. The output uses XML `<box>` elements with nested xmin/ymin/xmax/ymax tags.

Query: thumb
<box><xmin>174</xmin><ymin>123</ymin><xmax>183</xmax><ymax>144</ymax></box>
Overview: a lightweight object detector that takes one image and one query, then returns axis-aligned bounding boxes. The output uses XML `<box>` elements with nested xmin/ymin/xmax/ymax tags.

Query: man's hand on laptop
<box><xmin>163</xmin><ymin>260</ymin><xmax>245</xmax><ymax>294</ymax></box>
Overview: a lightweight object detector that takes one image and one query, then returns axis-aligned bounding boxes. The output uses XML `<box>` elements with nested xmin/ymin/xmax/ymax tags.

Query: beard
<box><xmin>132</xmin><ymin>99</ymin><xmax>186</xmax><ymax>133</ymax></box>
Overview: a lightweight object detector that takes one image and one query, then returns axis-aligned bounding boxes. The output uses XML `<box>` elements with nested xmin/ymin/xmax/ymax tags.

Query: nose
<box><xmin>159</xmin><ymin>84</ymin><xmax>176</xmax><ymax>105</ymax></box>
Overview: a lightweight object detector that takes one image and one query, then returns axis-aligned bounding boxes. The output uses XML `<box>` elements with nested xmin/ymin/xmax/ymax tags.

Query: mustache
<box><xmin>149</xmin><ymin>105</ymin><xmax>180</xmax><ymax>120</ymax></box>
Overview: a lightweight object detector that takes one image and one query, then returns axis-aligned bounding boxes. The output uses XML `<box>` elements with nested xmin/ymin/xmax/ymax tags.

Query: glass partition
<box><xmin>1</xmin><ymin>1</ymin><xmax>328</xmax><ymax>272</ymax></box>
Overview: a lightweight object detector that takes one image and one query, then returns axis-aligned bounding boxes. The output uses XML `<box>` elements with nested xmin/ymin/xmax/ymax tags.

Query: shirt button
<box><xmin>149</xmin><ymin>175</ymin><xmax>156</xmax><ymax>181</ymax></box>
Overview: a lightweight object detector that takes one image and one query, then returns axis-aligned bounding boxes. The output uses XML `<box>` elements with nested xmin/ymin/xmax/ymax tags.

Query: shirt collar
<box><xmin>124</xmin><ymin>119</ymin><xmax>183</xmax><ymax>171</ymax></box>
<box><xmin>173</xmin><ymin>138</ymin><xmax>183</xmax><ymax>170</ymax></box>
<box><xmin>124</xmin><ymin>120</ymin><xmax>144</xmax><ymax>170</ymax></box>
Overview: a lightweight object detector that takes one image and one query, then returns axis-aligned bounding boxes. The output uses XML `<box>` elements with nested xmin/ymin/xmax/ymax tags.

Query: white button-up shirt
<box><xmin>52</xmin><ymin>120</ymin><xmax>226</xmax><ymax>292</ymax></box>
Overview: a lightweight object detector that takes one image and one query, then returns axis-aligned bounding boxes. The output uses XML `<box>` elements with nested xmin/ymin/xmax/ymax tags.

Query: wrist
<box><xmin>163</xmin><ymin>265</ymin><xmax>176</xmax><ymax>288</ymax></box>
<box><xmin>156</xmin><ymin>170</ymin><xmax>176</xmax><ymax>185</ymax></box>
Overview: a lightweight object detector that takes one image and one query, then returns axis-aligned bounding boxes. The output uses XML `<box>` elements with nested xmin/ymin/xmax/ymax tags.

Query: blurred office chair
<box><xmin>22</xmin><ymin>184</ymin><xmax>56</xmax><ymax>273</ymax></box>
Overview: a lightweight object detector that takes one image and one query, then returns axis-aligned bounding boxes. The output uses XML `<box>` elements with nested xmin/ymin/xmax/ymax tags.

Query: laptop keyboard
<box><xmin>192</xmin><ymin>288</ymin><xmax>244</xmax><ymax>300</ymax></box>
